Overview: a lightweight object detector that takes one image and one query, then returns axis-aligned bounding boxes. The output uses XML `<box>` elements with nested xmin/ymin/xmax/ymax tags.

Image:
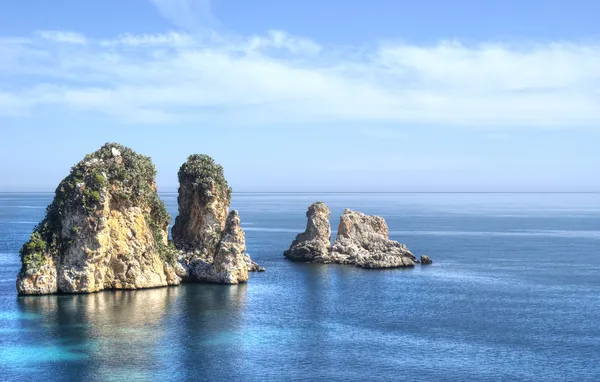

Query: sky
<box><xmin>0</xmin><ymin>0</ymin><xmax>599</xmax><ymax>192</ymax></box>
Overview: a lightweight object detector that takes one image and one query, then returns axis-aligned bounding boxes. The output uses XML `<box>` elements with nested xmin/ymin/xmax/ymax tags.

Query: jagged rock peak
<box><xmin>284</xmin><ymin>202</ymin><xmax>331</xmax><ymax>262</ymax></box>
<box><xmin>17</xmin><ymin>142</ymin><xmax>179</xmax><ymax>295</ymax></box>
<box><xmin>332</xmin><ymin>209</ymin><xmax>416</xmax><ymax>268</ymax></box>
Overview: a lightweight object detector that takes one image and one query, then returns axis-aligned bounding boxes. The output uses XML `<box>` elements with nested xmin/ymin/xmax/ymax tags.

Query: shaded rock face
<box><xmin>420</xmin><ymin>255</ymin><xmax>433</xmax><ymax>265</ymax></box>
<box><xmin>17</xmin><ymin>143</ymin><xmax>180</xmax><ymax>295</ymax></box>
<box><xmin>173</xmin><ymin>155</ymin><xmax>261</xmax><ymax>284</ymax></box>
<box><xmin>331</xmin><ymin>209</ymin><xmax>416</xmax><ymax>268</ymax></box>
<box><xmin>284</xmin><ymin>202</ymin><xmax>331</xmax><ymax>262</ymax></box>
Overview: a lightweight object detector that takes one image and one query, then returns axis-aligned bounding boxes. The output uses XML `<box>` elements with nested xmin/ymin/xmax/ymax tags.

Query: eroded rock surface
<box><xmin>17</xmin><ymin>143</ymin><xmax>180</xmax><ymax>295</ymax></box>
<box><xmin>331</xmin><ymin>209</ymin><xmax>416</xmax><ymax>268</ymax></box>
<box><xmin>284</xmin><ymin>205</ymin><xmax>418</xmax><ymax>269</ymax></box>
<box><xmin>174</xmin><ymin>155</ymin><xmax>262</xmax><ymax>284</ymax></box>
<box><xmin>284</xmin><ymin>202</ymin><xmax>331</xmax><ymax>262</ymax></box>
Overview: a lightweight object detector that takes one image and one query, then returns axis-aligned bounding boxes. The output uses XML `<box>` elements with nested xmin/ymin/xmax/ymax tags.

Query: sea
<box><xmin>0</xmin><ymin>192</ymin><xmax>599</xmax><ymax>381</ymax></box>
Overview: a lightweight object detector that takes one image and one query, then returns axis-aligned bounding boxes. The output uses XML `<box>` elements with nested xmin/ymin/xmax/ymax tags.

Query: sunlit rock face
<box><xmin>284</xmin><ymin>205</ymin><xmax>417</xmax><ymax>269</ymax></box>
<box><xmin>173</xmin><ymin>155</ymin><xmax>262</xmax><ymax>284</ymax></box>
<box><xmin>284</xmin><ymin>202</ymin><xmax>331</xmax><ymax>262</ymax></box>
<box><xmin>331</xmin><ymin>209</ymin><xmax>416</xmax><ymax>268</ymax></box>
<box><xmin>17</xmin><ymin>143</ymin><xmax>180</xmax><ymax>295</ymax></box>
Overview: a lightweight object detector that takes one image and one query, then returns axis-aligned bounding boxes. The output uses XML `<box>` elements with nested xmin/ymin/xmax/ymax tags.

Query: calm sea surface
<box><xmin>1</xmin><ymin>192</ymin><xmax>599</xmax><ymax>381</ymax></box>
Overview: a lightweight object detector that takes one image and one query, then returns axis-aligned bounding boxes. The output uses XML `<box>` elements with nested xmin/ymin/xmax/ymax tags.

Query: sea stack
<box><xmin>284</xmin><ymin>205</ymin><xmax>418</xmax><ymax>268</ymax></box>
<box><xmin>284</xmin><ymin>202</ymin><xmax>331</xmax><ymax>262</ymax></box>
<box><xmin>16</xmin><ymin>143</ymin><xmax>180</xmax><ymax>295</ymax></box>
<box><xmin>331</xmin><ymin>209</ymin><xmax>416</xmax><ymax>268</ymax></box>
<box><xmin>173</xmin><ymin>154</ymin><xmax>262</xmax><ymax>284</ymax></box>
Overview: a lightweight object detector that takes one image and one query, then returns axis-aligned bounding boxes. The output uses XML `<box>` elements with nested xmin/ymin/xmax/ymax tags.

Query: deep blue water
<box><xmin>1</xmin><ymin>192</ymin><xmax>599</xmax><ymax>381</ymax></box>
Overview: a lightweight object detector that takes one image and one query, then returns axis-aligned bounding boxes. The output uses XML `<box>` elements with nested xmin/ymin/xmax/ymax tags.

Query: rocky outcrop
<box><xmin>284</xmin><ymin>202</ymin><xmax>331</xmax><ymax>262</ymax></box>
<box><xmin>17</xmin><ymin>143</ymin><xmax>180</xmax><ymax>295</ymax></box>
<box><xmin>284</xmin><ymin>205</ymin><xmax>419</xmax><ymax>269</ymax></box>
<box><xmin>174</xmin><ymin>155</ymin><xmax>262</xmax><ymax>284</ymax></box>
<box><xmin>331</xmin><ymin>209</ymin><xmax>416</xmax><ymax>268</ymax></box>
<box><xmin>212</xmin><ymin>211</ymin><xmax>250</xmax><ymax>283</ymax></box>
<box><xmin>420</xmin><ymin>255</ymin><xmax>433</xmax><ymax>265</ymax></box>
<box><xmin>172</xmin><ymin>155</ymin><xmax>230</xmax><ymax>252</ymax></box>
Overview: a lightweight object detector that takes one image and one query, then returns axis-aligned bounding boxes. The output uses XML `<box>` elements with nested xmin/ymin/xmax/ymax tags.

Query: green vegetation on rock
<box><xmin>177</xmin><ymin>154</ymin><xmax>232</xmax><ymax>201</ymax></box>
<box><xmin>19</xmin><ymin>142</ymin><xmax>175</xmax><ymax>272</ymax></box>
<box><xmin>19</xmin><ymin>231</ymin><xmax>47</xmax><ymax>270</ymax></box>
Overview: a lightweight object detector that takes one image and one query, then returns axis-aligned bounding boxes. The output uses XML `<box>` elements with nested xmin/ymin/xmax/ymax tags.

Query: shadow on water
<box><xmin>11</xmin><ymin>284</ymin><xmax>248</xmax><ymax>381</ymax></box>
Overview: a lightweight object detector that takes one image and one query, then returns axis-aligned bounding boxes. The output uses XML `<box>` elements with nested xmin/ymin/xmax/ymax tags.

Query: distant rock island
<box><xmin>284</xmin><ymin>202</ymin><xmax>431</xmax><ymax>268</ymax></box>
<box><xmin>17</xmin><ymin>143</ymin><xmax>262</xmax><ymax>295</ymax></box>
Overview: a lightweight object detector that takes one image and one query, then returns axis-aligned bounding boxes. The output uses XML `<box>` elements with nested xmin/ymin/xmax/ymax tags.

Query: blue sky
<box><xmin>1</xmin><ymin>0</ymin><xmax>599</xmax><ymax>192</ymax></box>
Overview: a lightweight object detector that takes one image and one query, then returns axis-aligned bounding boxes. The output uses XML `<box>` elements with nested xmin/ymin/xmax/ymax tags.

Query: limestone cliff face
<box><xmin>284</xmin><ymin>202</ymin><xmax>331</xmax><ymax>262</ymax></box>
<box><xmin>331</xmin><ymin>209</ymin><xmax>416</xmax><ymax>268</ymax></box>
<box><xmin>17</xmin><ymin>143</ymin><xmax>180</xmax><ymax>295</ymax></box>
<box><xmin>173</xmin><ymin>155</ymin><xmax>262</xmax><ymax>284</ymax></box>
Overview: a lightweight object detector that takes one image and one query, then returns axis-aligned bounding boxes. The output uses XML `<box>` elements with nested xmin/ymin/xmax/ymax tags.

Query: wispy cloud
<box><xmin>100</xmin><ymin>32</ymin><xmax>195</xmax><ymax>47</ymax></box>
<box><xmin>246</xmin><ymin>30</ymin><xmax>322</xmax><ymax>55</ymax></box>
<box><xmin>149</xmin><ymin>0</ymin><xmax>220</xmax><ymax>31</ymax></box>
<box><xmin>36</xmin><ymin>30</ymin><xmax>88</xmax><ymax>45</ymax></box>
<box><xmin>1</xmin><ymin>29</ymin><xmax>600</xmax><ymax>128</ymax></box>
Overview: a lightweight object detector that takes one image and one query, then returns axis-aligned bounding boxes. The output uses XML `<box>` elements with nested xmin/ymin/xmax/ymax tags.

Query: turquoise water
<box><xmin>1</xmin><ymin>193</ymin><xmax>600</xmax><ymax>381</ymax></box>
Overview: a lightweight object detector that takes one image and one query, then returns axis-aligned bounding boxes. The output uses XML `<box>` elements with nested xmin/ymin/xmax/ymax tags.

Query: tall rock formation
<box><xmin>17</xmin><ymin>143</ymin><xmax>180</xmax><ymax>295</ymax></box>
<box><xmin>331</xmin><ymin>209</ymin><xmax>416</xmax><ymax>268</ymax></box>
<box><xmin>173</xmin><ymin>154</ymin><xmax>262</xmax><ymax>284</ymax></box>
<box><xmin>172</xmin><ymin>154</ymin><xmax>230</xmax><ymax>252</ymax></box>
<box><xmin>284</xmin><ymin>202</ymin><xmax>331</xmax><ymax>262</ymax></box>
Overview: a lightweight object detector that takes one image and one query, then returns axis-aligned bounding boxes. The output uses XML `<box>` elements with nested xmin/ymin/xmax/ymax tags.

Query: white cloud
<box><xmin>1</xmin><ymin>30</ymin><xmax>600</xmax><ymax>128</ymax></box>
<box><xmin>246</xmin><ymin>30</ymin><xmax>322</xmax><ymax>55</ymax></box>
<box><xmin>36</xmin><ymin>30</ymin><xmax>87</xmax><ymax>45</ymax></box>
<box><xmin>100</xmin><ymin>32</ymin><xmax>195</xmax><ymax>47</ymax></box>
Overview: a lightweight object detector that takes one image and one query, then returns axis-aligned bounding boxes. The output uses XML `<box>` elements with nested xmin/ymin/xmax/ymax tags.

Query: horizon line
<box><xmin>1</xmin><ymin>191</ymin><xmax>599</xmax><ymax>194</ymax></box>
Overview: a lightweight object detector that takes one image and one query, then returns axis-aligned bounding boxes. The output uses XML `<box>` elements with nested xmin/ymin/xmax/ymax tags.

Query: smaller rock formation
<box><xmin>244</xmin><ymin>254</ymin><xmax>266</xmax><ymax>272</ymax></box>
<box><xmin>420</xmin><ymin>255</ymin><xmax>433</xmax><ymax>265</ymax></box>
<box><xmin>284</xmin><ymin>202</ymin><xmax>331</xmax><ymax>262</ymax></box>
<box><xmin>331</xmin><ymin>209</ymin><xmax>415</xmax><ymax>268</ymax></box>
<box><xmin>284</xmin><ymin>205</ymin><xmax>420</xmax><ymax>269</ymax></box>
<box><xmin>211</xmin><ymin>210</ymin><xmax>249</xmax><ymax>284</ymax></box>
<box><xmin>174</xmin><ymin>154</ymin><xmax>262</xmax><ymax>284</ymax></box>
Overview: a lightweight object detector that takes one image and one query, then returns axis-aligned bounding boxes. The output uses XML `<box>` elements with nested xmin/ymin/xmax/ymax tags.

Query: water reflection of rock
<box><xmin>172</xmin><ymin>283</ymin><xmax>249</xmax><ymax>380</ymax></box>
<box><xmin>17</xmin><ymin>284</ymin><xmax>249</xmax><ymax>381</ymax></box>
